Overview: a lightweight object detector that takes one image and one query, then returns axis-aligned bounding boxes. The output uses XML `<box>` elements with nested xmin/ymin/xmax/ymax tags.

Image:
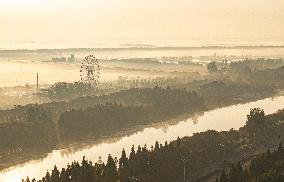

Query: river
<box><xmin>0</xmin><ymin>96</ymin><xmax>284</xmax><ymax>181</ymax></box>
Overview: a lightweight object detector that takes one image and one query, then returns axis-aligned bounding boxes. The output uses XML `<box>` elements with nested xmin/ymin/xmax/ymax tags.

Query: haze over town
<box><xmin>0</xmin><ymin>1</ymin><xmax>284</xmax><ymax>182</ymax></box>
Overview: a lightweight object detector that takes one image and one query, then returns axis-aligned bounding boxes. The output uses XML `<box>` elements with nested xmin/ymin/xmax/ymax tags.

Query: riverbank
<box><xmin>22</xmin><ymin>106</ymin><xmax>284</xmax><ymax>182</ymax></box>
<box><xmin>1</xmin><ymin>94</ymin><xmax>284</xmax><ymax>182</ymax></box>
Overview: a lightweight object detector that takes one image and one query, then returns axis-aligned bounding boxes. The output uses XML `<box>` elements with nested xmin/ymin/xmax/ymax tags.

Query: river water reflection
<box><xmin>1</xmin><ymin>96</ymin><xmax>284</xmax><ymax>181</ymax></box>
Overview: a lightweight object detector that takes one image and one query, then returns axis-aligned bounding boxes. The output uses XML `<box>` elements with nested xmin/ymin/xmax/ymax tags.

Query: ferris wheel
<box><xmin>80</xmin><ymin>55</ymin><xmax>100</xmax><ymax>86</ymax></box>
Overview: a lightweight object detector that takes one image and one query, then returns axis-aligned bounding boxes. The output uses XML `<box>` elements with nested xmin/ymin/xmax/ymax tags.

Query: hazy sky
<box><xmin>1</xmin><ymin>0</ymin><xmax>284</xmax><ymax>41</ymax></box>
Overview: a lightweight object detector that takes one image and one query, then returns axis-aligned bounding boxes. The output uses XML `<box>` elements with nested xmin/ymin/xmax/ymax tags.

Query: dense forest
<box><xmin>58</xmin><ymin>87</ymin><xmax>205</xmax><ymax>142</ymax></box>
<box><xmin>23</xmin><ymin>108</ymin><xmax>284</xmax><ymax>182</ymax></box>
<box><xmin>213</xmin><ymin>144</ymin><xmax>284</xmax><ymax>182</ymax></box>
<box><xmin>0</xmin><ymin>104</ymin><xmax>57</xmax><ymax>168</ymax></box>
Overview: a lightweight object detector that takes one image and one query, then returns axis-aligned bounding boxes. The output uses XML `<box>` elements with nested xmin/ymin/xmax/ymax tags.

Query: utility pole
<box><xmin>36</xmin><ymin>72</ymin><xmax>39</xmax><ymax>91</ymax></box>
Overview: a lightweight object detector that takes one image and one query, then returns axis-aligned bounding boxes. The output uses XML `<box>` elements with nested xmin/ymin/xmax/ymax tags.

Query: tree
<box><xmin>50</xmin><ymin>166</ymin><xmax>60</xmax><ymax>182</ymax></box>
<box><xmin>104</xmin><ymin>154</ymin><xmax>117</xmax><ymax>182</ymax></box>
<box><xmin>119</xmin><ymin>148</ymin><xmax>129</xmax><ymax>182</ymax></box>
<box><xmin>207</xmin><ymin>62</ymin><xmax>218</xmax><ymax>72</ymax></box>
<box><xmin>246</xmin><ymin>108</ymin><xmax>265</xmax><ymax>129</ymax></box>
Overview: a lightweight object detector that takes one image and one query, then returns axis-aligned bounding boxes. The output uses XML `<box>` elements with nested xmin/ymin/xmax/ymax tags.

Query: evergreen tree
<box><xmin>104</xmin><ymin>154</ymin><xmax>117</xmax><ymax>182</ymax></box>
<box><xmin>50</xmin><ymin>166</ymin><xmax>60</xmax><ymax>182</ymax></box>
<box><xmin>119</xmin><ymin>149</ymin><xmax>129</xmax><ymax>182</ymax></box>
<box><xmin>154</xmin><ymin>141</ymin><xmax>160</xmax><ymax>151</ymax></box>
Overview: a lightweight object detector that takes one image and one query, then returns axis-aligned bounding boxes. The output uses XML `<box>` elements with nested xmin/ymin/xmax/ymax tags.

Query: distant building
<box><xmin>52</xmin><ymin>54</ymin><xmax>75</xmax><ymax>62</ymax></box>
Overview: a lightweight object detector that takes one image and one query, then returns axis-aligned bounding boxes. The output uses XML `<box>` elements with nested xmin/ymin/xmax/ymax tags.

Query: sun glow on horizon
<box><xmin>1</xmin><ymin>0</ymin><xmax>44</xmax><ymax>9</ymax></box>
<box><xmin>0</xmin><ymin>0</ymin><xmax>283</xmax><ymax>42</ymax></box>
